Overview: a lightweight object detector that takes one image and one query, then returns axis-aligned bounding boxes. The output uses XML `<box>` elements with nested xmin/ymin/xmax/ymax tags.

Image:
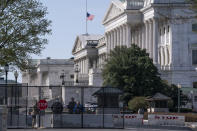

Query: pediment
<box><xmin>72</xmin><ymin>37</ymin><xmax>83</xmax><ymax>54</ymax></box>
<box><xmin>103</xmin><ymin>2</ymin><xmax>124</xmax><ymax>24</ymax></box>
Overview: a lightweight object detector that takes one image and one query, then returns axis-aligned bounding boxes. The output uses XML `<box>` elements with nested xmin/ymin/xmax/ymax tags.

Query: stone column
<box><xmin>120</xmin><ymin>26</ymin><xmax>123</xmax><ymax>46</ymax></box>
<box><xmin>142</xmin><ymin>25</ymin><xmax>145</xmax><ymax>49</ymax></box>
<box><xmin>153</xmin><ymin>18</ymin><xmax>159</xmax><ymax>64</ymax></box>
<box><xmin>133</xmin><ymin>30</ymin><xmax>135</xmax><ymax>45</ymax></box>
<box><xmin>149</xmin><ymin>20</ymin><xmax>153</xmax><ymax>58</ymax></box>
<box><xmin>106</xmin><ymin>33</ymin><xmax>109</xmax><ymax>53</ymax></box>
<box><xmin>114</xmin><ymin>30</ymin><xmax>117</xmax><ymax>48</ymax></box>
<box><xmin>83</xmin><ymin>58</ymin><xmax>85</xmax><ymax>73</ymax></box>
<box><xmin>123</xmin><ymin>25</ymin><xmax>126</xmax><ymax>46</ymax></box>
<box><xmin>117</xmin><ymin>28</ymin><xmax>120</xmax><ymax>46</ymax></box>
<box><xmin>140</xmin><ymin>28</ymin><xmax>143</xmax><ymax>48</ymax></box>
<box><xmin>109</xmin><ymin>32</ymin><xmax>111</xmax><ymax>52</ymax></box>
<box><xmin>137</xmin><ymin>29</ymin><xmax>139</xmax><ymax>46</ymax></box>
<box><xmin>126</xmin><ymin>24</ymin><xmax>131</xmax><ymax>47</ymax></box>
<box><xmin>86</xmin><ymin>58</ymin><xmax>89</xmax><ymax>74</ymax></box>
<box><xmin>145</xmin><ymin>21</ymin><xmax>149</xmax><ymax>53</ymax></box>
<box><xmin>110</xmin><ymin>31</ymin><xmax>113</xmax><ymax>51</ymax></box>
<box><xmin>81</xmin><ymin>59</ymin><xmax>83</xmax><ymax>74</ymax></box>
<box><xmin>112</xmin><ymin>30</ymin><xmax>114</xmax><ymax>49</ymax></box>
<box><xmin>38</xmin><ymin>72</ymin><xmax>43</xmax><ymax>86</ymax></box>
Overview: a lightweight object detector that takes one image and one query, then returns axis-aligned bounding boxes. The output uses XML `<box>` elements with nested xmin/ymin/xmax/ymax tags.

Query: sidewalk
<box><xmin>7</xmin><ymin>126</ymin><xmax>192</xmax><ymax>131</ymax></box>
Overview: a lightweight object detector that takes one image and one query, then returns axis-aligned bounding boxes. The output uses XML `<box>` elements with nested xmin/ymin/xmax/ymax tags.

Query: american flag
<box><xmin>87</xmin><ymin>12</ymin><xmax>94</xmax><ymax>21</ymax></box>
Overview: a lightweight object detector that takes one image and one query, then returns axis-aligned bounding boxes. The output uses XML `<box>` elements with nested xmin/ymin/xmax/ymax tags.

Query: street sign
<box><xmin>38</xmin><ymin>100</ymin><xmax>48</xmax><ymax>110</ymax></box>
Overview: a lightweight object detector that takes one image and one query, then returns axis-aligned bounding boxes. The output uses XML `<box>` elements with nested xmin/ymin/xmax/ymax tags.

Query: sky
<box><xmin>8</xmin><ymin>0</ymin><xmax>111</xmax><ymax>81</ymax></box>
<box><xmin>33</xmin><ymin>0</ymin><xmax>111</xmax><ymax>59</ymax></box>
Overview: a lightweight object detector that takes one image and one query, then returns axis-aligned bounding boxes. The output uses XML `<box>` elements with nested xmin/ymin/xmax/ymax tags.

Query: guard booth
<box><xmin>93</xmin><ymin>86</ymin><xmax>123</xmax><ymax>114</ymax></box>
<box><xmin>146</xmin><ymin>93</ymin><xmax>171</xmax><ymax>113</ymax></box>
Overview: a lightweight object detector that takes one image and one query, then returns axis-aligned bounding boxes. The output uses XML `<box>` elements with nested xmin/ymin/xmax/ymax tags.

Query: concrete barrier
<box><xmin>0</xmin><ymin>105</ymin><xmax>7</xmax><ymax>131</ymax></box>
<box><xmin>112</xmin><ymin>114</ymin><xmax>144</xmax><ymax>127</ymax></box>
<box><xmin>148</xmin><ymin>114</ymin><xmax>185</xmax><ymax>126</ymax></box>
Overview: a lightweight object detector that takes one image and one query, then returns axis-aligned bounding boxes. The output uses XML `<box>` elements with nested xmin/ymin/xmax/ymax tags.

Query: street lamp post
<box><xmin>14</xmin><ymin>71</ymin><xmax>19</xmax><ymax>84</ymax></box>
<box><xmin>14</xmin><ymin>71</ymin><xmax>19</xmax><ymax>106</ymax></box>
<box><xmin>60</xmin><ymin>70</ymin><xmax>66</xmax><ymax>103</ymax></box>
<box><xmin>190</xmin><ymin>91</ymin><xmax>194</xmax><ymax>111</ymax></box>
<box><xmin>75</xmin><ymin>64</ymin><xmax>80</xmax><ymax>83</ymax></box>
<box><xmin>4</xmin><ymin>64</ymin><xmax>9</xmax><ymax>105</ymax></box>
<box><xmin>60</xmin><ymin>70</ymin><xmax>65</xmax><ymax>86</ymax></box>
<box><xmin>178</xmin><ymin>84</ymin><xmax>181</xmax><ymax>113</ymax></box>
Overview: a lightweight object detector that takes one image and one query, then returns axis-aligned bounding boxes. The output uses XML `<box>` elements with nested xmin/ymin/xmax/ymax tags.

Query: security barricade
<box><xmin>148</xmin><ymin>114</ymin><xmax>185</xmax><ymax>126</ymax></box>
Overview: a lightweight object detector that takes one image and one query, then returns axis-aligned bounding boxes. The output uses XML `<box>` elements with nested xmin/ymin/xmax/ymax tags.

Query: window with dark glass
<box><xmin>192</xmin><ymin>24</ymin><xmax>197</xmax><ymax>32</ymax></box>
<box><xmin>193</xmin><ymin>82</ymin><xmax>197</xmax><ymax>88</ymax></box>
<box><xmin>70</xmin><ymin>74</ymin><xmax>74</xmax><ymax>79</ymax></box>
<box><xmin>192</xmin><ymin>50</ymin><xmax>197</xmax><ymax>65</ymax></box>
<box><xmin>195</xmin><ymin>96</ymin><xmax>197</xmax><ymax>102</ymax></box>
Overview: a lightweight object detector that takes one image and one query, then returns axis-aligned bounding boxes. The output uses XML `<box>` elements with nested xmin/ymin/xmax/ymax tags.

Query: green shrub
<box><xmin>128</xmin><ymin>97</ymin><xmax>148</xmax><ymax>112</ymax></box>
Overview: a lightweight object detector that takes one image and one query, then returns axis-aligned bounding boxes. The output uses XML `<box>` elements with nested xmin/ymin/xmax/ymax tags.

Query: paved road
<box><xmin>7</xmin><ymin>127</ymin><xmax>192</xmax><ymax>131</ymax></box>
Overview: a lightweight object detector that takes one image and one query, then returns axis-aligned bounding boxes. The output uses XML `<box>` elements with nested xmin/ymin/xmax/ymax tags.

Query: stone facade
<box><xmin>22</xmin><ymin>58</ymin><xmax>74</xmax><ymax>103</ymax></box>
<box><xmin>22</xmin><ymin>58</ymin><xmax>74</xmax><ymax>86</ymax></box>
<box><xmin>72</xmin><ymin>0</ymin><xmax>197</xmax><ymax>109</ymax></box>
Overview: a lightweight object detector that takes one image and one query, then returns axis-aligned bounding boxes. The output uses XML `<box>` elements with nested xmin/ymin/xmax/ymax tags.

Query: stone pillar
<box><xmin>86</xmin><ymin>58</ymin><xmax>89</xmax><ymax>74</ymax></box>
<box><xmin>126</xmin><ymin>24</ymin><xmax>131</xmax><ymax>47</ymax></box>
<box><xmin>142</xmin><ymin>25</ymin><xmax>145</xmax><ymax>49</ymax></box>
<box><xmin>80</xmin><ymin>59</ymin><xmax>82</xmax><ymax>74</ymax></box>
<box><xmin>111</xmin><ymin>31</ymin><xmax>114</xmax><ymax>50</ymax></box>
<box><xmin>114</xmin><ymin>30</ymin><xmax>117</xmax><ymax>49</ymax></box>
<box><xmin>137</xmin><ymin>30</ymin><xmax>139</xmax><ymax>46</ymax></box>
<box><xmin>117</xmin><ymin>28</ymin><xmax>120</xmax><ymax>47</ymax></box>
<box><xmin>134</xmin><ymin>30</ymin><xmax>136</xmax><ymax>45</ymax></box>
<box><xmin>123</xmin><ymin>25</ymin><xmax>126</xmax><ymax>46</ymax></box>
<box><xmin>83</xmin><ymin>58</ymin><xmax>85</xmax><ymax>74</ymax></box>
<box><xmin>149</xmin><ymin>20</ymin><xmax>153</xmax><ymax>58</ymax></box>
<box><xmin>0</xmin><ymin>105</ymin><xmax>7</xmax><ymax>131</ymax></box>
<box><xmin>145</xmin><ymin>21</ymin><xmax>149</xmax><ymax>53</ymax></box>
<box><xmin>140</xmin><ymin>28</ymin><xmax>143</xmax><ymax>48</ymax></box>
<box><xmin>153</xmin><ymin>18</ymin><xmax>159</xmax><ymax>64</ymax></box>
<box><xmin>106</xmin><ymin>33</ymin><xmax>108</xmax><ymax>53</ymax></box>
<box><xmin>110</xmin><ymin>32</ymin><xmax>113</xmax><ymax>51</ymax></box>
<box><xmin>120</xmin><ymin>26</ymin><xmax>123</xmax><ymax>46</ymax></box>
<box><xmin>114</xmin><ymin>30</ymin><xmax>117</xmax><ymax>48</ymax></box>
<box><xmin>38</xmin><ymin>72</ymin><xmax>43</xmax><ymax>86</ymax></box>
<box><xmin>108</xmin><ymin>33</ymin><xmax>111</xmax><ymax>52</ymax></box>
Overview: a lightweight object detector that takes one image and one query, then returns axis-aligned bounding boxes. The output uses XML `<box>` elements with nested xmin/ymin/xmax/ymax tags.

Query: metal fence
<box><xmin>0</xmin><ymin>84</ymin><xmax>130</xmax><ymax>129</ymax></box>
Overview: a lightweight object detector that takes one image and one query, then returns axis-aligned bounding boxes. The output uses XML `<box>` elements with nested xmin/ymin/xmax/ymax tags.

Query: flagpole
<box><xmin>86</xmin><ymin>0</ymin><xmax>88</xmax><ymax>35</ymax></box>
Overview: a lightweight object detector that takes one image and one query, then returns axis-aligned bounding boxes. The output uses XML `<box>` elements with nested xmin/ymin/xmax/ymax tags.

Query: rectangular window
<box><xmin>192</xmin><ymin>50</ymin><xmax>197</xmax><ymax>65</ymax></box>
<box><xmin>193</xmin><ymin>82</ymin><xmax>197</xmax><ymax>88</ymax></box>
<box><xmin>195</xmin><ymin>96</ymin><xmax>197</xmax><ymax>102</ymax></box>
<box><xmin>192</xmin><ymin>24</ymin><xmax>197</xmax><ymax>32</ymax></box>
<box><xmin>70</xmin><ymin>74</ymin><xmax>74</xmax><ymax>79</ymax></box>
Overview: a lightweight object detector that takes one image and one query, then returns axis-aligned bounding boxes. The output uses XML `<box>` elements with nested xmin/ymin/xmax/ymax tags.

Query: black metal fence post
<box><xmin>39</xmin><ymin>86</ymin><xmax>41</xmax><ymax>128</ymax></box>
<box><xmin>11</xmin><ymin>85</ymin><xmax>13</xmax><ymax>126</ymax></box>
<box><xmin>102</xmin><ymin>87</ymin><xmax>104</xmax><ymax>128</ymax></box>
<box><xmin>26</xmin><ymin>85</ymin><xmax>28</xmax><ymax>128</ymax></box>
<box><xmin>17</xmin><ymin>84</ymin><xmax>19</xmax><ymax>127</ymax></box>
<box><xmin>81</xmin><ymin>86</ymin><xmax>84</xmax><ymax>128</ymax></box>
<box><xmin>123</xmin><ymin>106</ymin><xmax>125</xmax><ymax>129</ymax></box>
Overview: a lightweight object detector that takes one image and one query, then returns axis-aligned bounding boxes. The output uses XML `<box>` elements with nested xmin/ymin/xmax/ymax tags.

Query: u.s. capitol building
<box><xmin>72</xmin><ymin>0</ymin><xmax>197</xmax><ymax>89</ymax></box>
